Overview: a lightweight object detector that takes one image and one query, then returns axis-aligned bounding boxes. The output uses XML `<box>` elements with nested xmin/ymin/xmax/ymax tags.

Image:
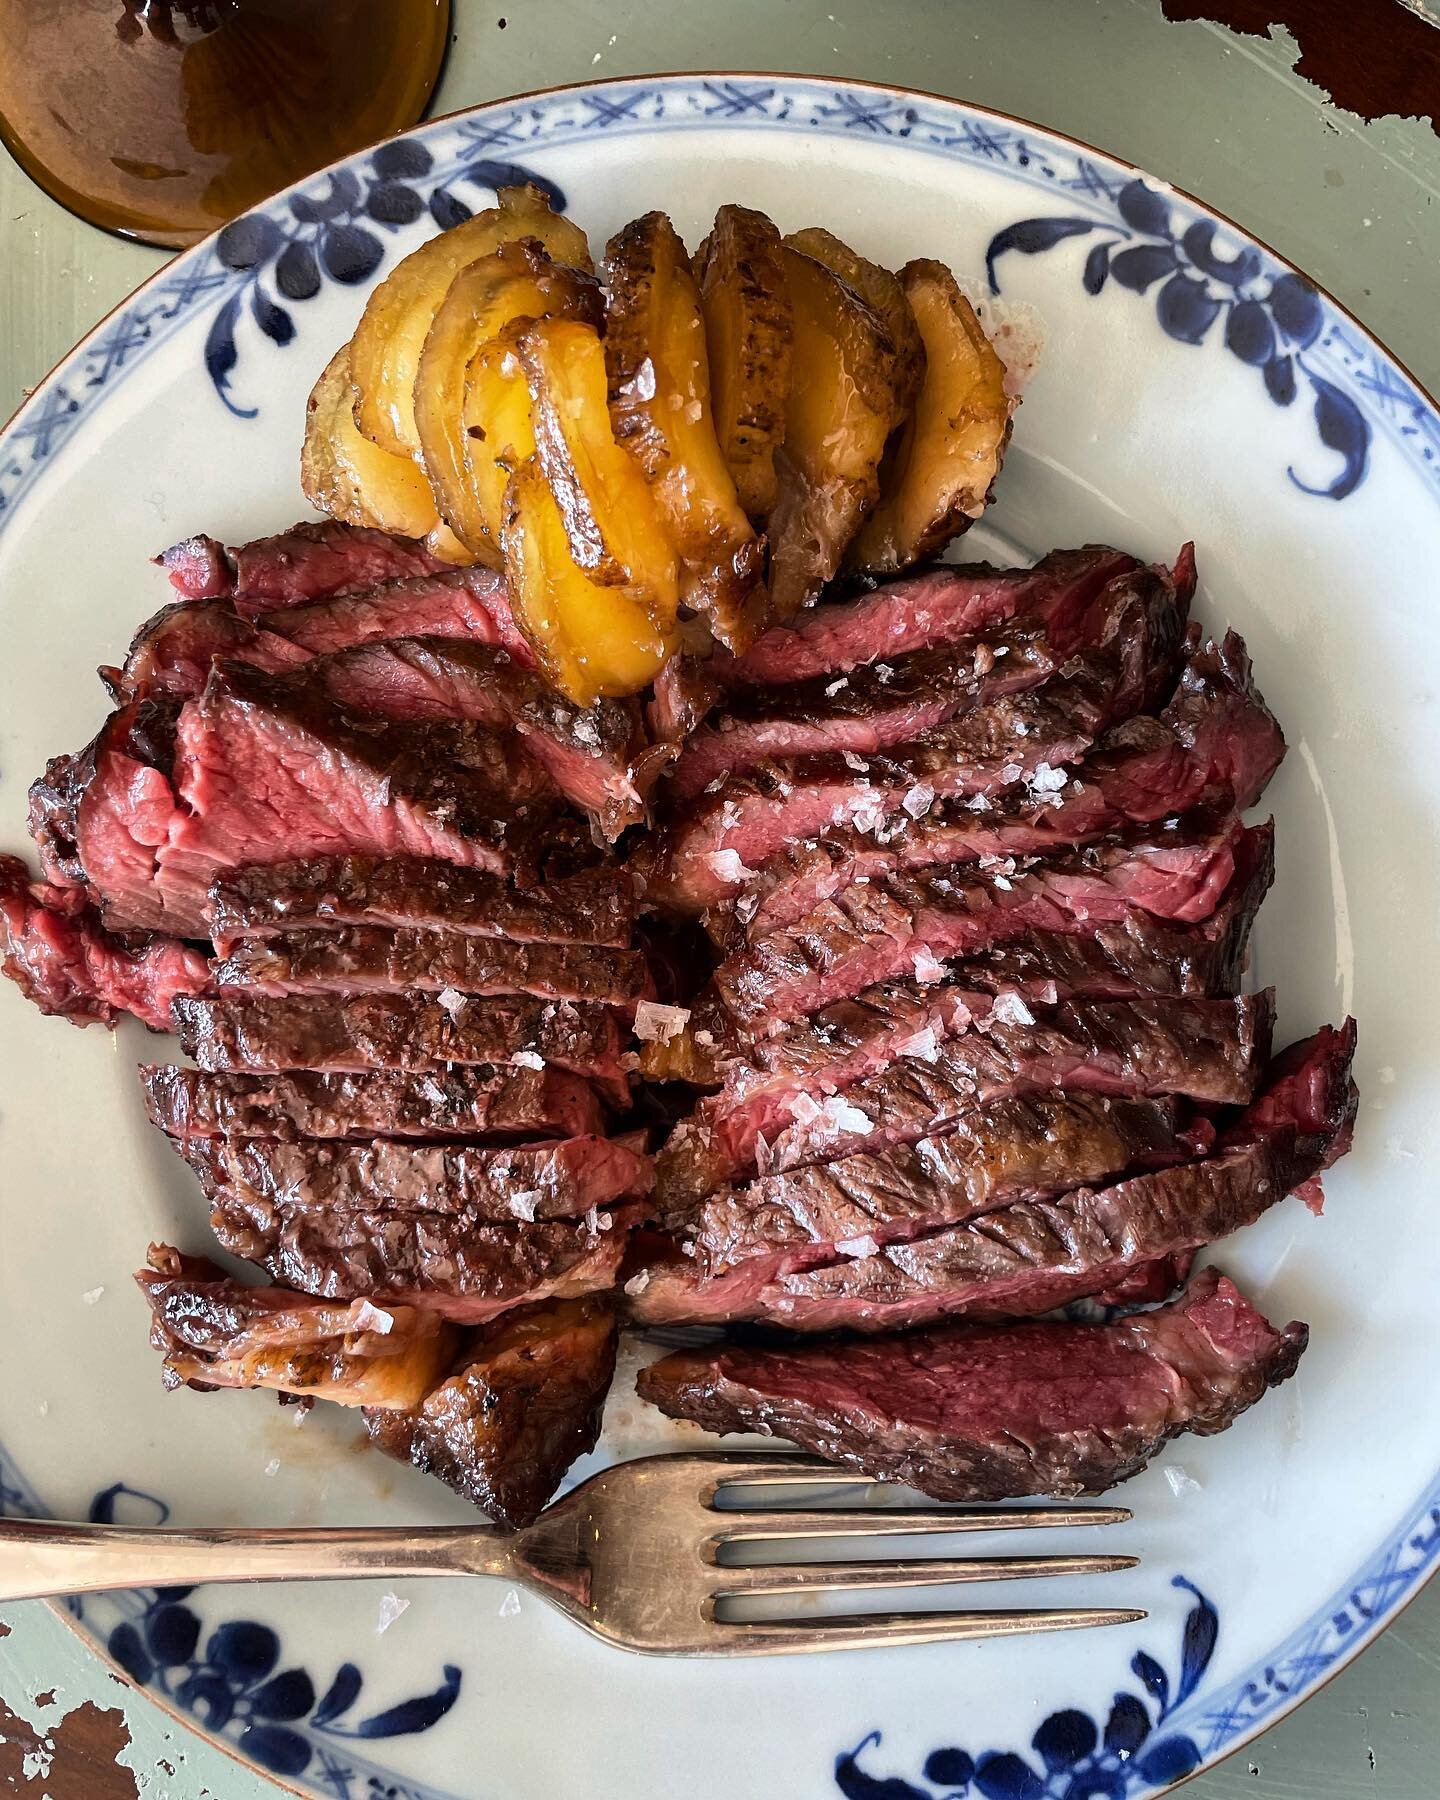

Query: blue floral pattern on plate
<box><xmin>206</xmin><ymin>144</ymin><xmax>566</xmax><ymax>419</ymax></box>
<box><xmin>0</xmin><ymin>1450</ymin><xmax>466</xmax><ymax>1800</ymax></box>
<box><xmin>984</xmin><ymin>178</ymin><xmax>1370</xmax><ymax>500</ymax></box>
<box><xmin>835</xmin><ymin>1578</ymin><xmax>1217</xmax><ymax>1799</ymax></box>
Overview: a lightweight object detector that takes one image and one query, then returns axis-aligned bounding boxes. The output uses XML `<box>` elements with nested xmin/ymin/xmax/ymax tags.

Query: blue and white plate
<box><xmin>1</xmin><ymin>74</ymin><xmax>1436</xmax><ymax>1800</ymax></box>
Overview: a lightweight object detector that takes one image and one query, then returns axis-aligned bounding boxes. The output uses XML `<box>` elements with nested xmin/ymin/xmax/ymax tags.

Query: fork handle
<box><xmin>0</xmin><ymin>1517</ymin><xmax>517</xmax><ymax>1602</ymax></box>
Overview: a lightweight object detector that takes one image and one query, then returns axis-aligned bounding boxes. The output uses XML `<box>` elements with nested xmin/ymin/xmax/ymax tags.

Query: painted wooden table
<box><xmin>1</xmin><ymin>2</ymin><xmax>1436</xmax><ymax>1794</ymax></box>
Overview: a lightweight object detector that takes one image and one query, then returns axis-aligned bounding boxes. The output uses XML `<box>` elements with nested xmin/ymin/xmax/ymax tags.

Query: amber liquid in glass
<box><xmin>0</xmin><ymin>0</ymin><xmax>451</xmax><ymax>248</ymax></box>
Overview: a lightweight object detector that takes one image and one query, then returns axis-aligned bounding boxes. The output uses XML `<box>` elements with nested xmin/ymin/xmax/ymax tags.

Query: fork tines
<box><xmin>698</xmin><ymin>1456</ymin><xmax>1143</xmax><ymax>1653</ymax></box>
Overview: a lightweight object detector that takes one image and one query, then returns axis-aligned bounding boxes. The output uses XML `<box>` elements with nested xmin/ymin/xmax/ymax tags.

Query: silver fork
<box><xmin>0</xmin><ymin>1453</ymin><xmax>1143</xmax><ymax>1655</ymax></box>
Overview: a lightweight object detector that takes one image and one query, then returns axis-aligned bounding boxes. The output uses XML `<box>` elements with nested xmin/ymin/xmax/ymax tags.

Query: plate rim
<box><xmin>0</xmin><ymin>68</ymin><xmax>1434</xmax><ymax>1800</ymax></box>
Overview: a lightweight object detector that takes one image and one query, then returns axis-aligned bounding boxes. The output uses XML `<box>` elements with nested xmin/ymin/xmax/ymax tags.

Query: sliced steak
<box><xmin>181</xmin><ymin>1133</ymin><xmax>652</xmax><ymax>1224</ymax></box>
<box><xmin>115</xmin><ymin>600</ymin><xmax>309</xmax><ymax>700</ymax></box>
<box><xmin>364</xmin><ymin>1296</ymin><xmax>618</xmax><ymax>1528</ymax></box>
<box><xmin>716</xmin><ymin>819</ymin><xmax>1247</xmax><ymax>1029</ymax></box>
<box><xmin>171</xmin><ymin>991</ymin><xmax>631</xmax><ymax>1104</ymax></box>
<box><xmin>210</xmin><ymin>926</ymin><xmax>652</xmax><ymax>1009</ymax></box>
<box><xmin>234</xmin><ymin>523</ymin><xmax>451</xmax><ymax>610</ymax></box>
<box><xmin>156</xmin><ymin>535</ymin><xmax>233</xmax><ymax>600</ymax></box>
<box><xmin>136</xmin><ymin>1244</ymin><xmax>459</xmax><ymax>1409</ymax></box>
<box><xmin>677</xmin><ymin>1092</ymin><xmax>1193</xmax><ymax>1283</ymax></box>
<box><xmin>629</xmin><ymin>1022</ymin><xmax>1357</xmax><ymax>1330</ymax></box>
<box><xmin>157</xmin><ymin>661</ymin><xmax>561</xmax><ymax>928</ymax></box>
<box><xmin>210</xmin><ymin>1188</ymin><xmax>644</xmax><ymax>1325</ymax></box>
<box><xmin>668</xmin><ymin>558</ymin><xmax>1189</xmax><ymax>802</ymax></box>
<box><xmin>729</xmin><ymin>630</ymin><xmax>1286</xmax><ymax>933</ymax></box>
<box><xmin>0</xmin><ymin>853</ymin><xmax>207</xmax><ymax>1031</ymax></box>
<box><xmin>297</xmin><ymin>638</ymin><xmax>646</xmax><ymax>836</ymax></box>
<box><xmin>644</xmin><ymin>820</ymin><xmax>1275</xmax><ymax>1086</ymax></box>
<box><xmin>206</xmin><ymin>856</ymin><xmax>635</xmax><ymax>951</ymax></box>
<box><xmin>264</xmin><ymin>565</ymin><xmax>527</xmax><ymax>657</ymax></box>
<box><xmin>723</xmin><ymin>546</ymin><xmax>1143</xmax><ymax>689</ymax></box>
<box><xmin>641</xmin><ymin>690</ymin><xmax>1100</xmax><ymax>914</ymax></box>
<box><xmin>119</xmin><ymin>565</ymin><xmax>529</xmax><ymax>696</ymax></box>
<box><xmin>658</xmin><ymin>992</ymin><xmax>1274</xmax><ymax>1207</ymax></box>
<box><xmin>28</xmin><ymin>697</ymin><xmax>184</xmax><ymax>931</ymax></box>
<box><xmin>141</xmin><ymin>1063</ymin><xmax>607</xmax><ymax>1143</ymax></box>
<box><xmin>637</xmin><ymin>1265</ymin><xmax>1305</xmax><ymax>1501</ymax></box>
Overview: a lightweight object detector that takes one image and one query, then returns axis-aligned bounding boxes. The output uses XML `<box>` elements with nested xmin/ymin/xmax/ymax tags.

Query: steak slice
<box><xmin>171</xmin><ymin>991</ymin><xmax>631</xmax><ymax>1104</ymax></box>
<box><xmin>233</xmin><ymin>523</ymin><xmax>451</xmax><ymax>610</ymax></box>
<box><xmin>629</xmin><ymin>1022</ymin><xmax>1357</xmax><ymax>1330</ymax></box>
<box><xmin>644</xmin><ymin>820</ymin><xmax>1275</xmax><ymax>1086</ymax></box>
<box><xmin>640</xmin><ymin>690</ymin><xmax>1102</xmax><ymax>915</ymax></box>
<box><xmin>658</xmin><ymin>992</ymin><xmax>1274</xmax><ymax>1207</ymax></box>
<box><xmin>157</xmin><ymin>535</ymin><xmax>233</xmax><ymax>600</ymax></box>
<box><xmin>668</xmin><ymin>557</ymin><xmax>1189</xmax><ymax>802</ymax></box>
<box><xmin>364</xmin><ymin>1296</ymin><xmax>618</xmax><ymax>1528</ymax></box>
<box><xmin>119</xmin><ymin>566</ymin><xmax>529</xmax><ymax>696</ymax></box>
<box><xmin>0</xmin><ymin>853</ymin><xmax>207</xmax><ymax>1031</ymax></box>
<box><xmin>114</xmin><ymin>600</ymin><xmax>310</xmax><ymax>700</ymax></box>
<box><xmin>263</xmin><ymin>565</ymin><xmax>525</xmax><ymax>658</ymax></box>
<box><xmin>297</xmin><ymin>638</ymin><xmax>646</xmax><ymax>836</ymax></box>
<box><xmin>210</xmin><ymin>926</ymin><xmax>652</xmax><ymax>1009</ymax></box>
<box><xmin>636</xmin><ymin>1266</ymin><xmax>1306</xmax><ymax>1501</ymax></box>
<box><xmin>730</xmin><ymin>630</ymin><xmax>1286</xmax><ymax>934</ymax></box>
<box><xmin>28</xmin><ymin>697</ymin><xmax>185</xmax><ymax>932</ymax></box>
<box><xmin>180</xmin><ymin>1133</ymin><xmax>652</xmax><ymax>1224</ymax></box>
<box><xmin>715</xmin><ymin>819</ymin><xmax>1247</xmax><ymax>1029</ymax></box>
<box><xmin>141</xmin><ymin>1063</ymin><xmax>607</xmax><ymax>1143</ymax></box>
<box><xmin>724</xmin><ymin>546</ymin><xmax>1142</xmax><ymax>689</ymax></box>
<box><xmin>210</xmin><ymin>1189</ymin><xmax>645</xmax><ymax>1325</ymax></box>
<box><xmin>676</xmin><ymin>1092</ymin><xmax>1193</xmax><ymax>1282</ymax></box>
<box><xmin>156</xmin><ymin>661</ymin><xmax>561</xmax><ymax>928</ymax></box>
<box><xmin>135</xmin><ymin>1244</ymin><xmax>459</xmax><ymax>1408</ymax></box>
<box><xmin>206</xmin><ymin>856</ymin><xmax>635</xmax><ymax>951</ymax></box>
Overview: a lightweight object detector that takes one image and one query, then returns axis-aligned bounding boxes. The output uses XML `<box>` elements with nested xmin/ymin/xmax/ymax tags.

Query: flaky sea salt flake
<box><xmin>376</xmin><ymin>1592</ymin><xmax>410</xmax><ymax>1633</ymax></box>
<box><xmin>912</xmin><ymin>949</ymin><xmax>946</xmax><ymax>984</ymax></box>
<box><xmin>634</xmin><ymin>1000</ymin><xmax>691</xmax><ymax>1043</ymax></box>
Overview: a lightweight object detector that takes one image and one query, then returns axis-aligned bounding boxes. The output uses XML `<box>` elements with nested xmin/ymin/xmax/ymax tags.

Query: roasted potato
<box><xmin>518</xmin><ymin>317</ymin><xmax>679</xmax><ymax>620</ymax></box>
<box><xmin>696</xmin><ymin>204</ymin><xmax>794</xmax><ymax>523</ymax></box>
<box><xmin>767</xmin><ymin>247</ymin><xmax>902</xmax><ymax>618</ymax></box>
<box><xmin>502</xmin><ymin>457</ymin><xmax>678</xmax><ymax>705</ymax></box>
<box><xmin>604</xmin><ymin>212</ymin><xmax>765</xmax><ymax>651</ymax></box>
<box><xmin>415</xmin><ymin>241</ymin><xmax>602</xmax><ymax>556</ymax></box>
<box><xmin>351</xmin><ymin>185</ymin><xmax>593</xmax><ymax>459</ymax></box>
<box><xmin>301</xmin><ymin>344</ymin><xmax>441</xmax><ymax>539</ymax></box>
<box><xmin>424</xmin><ymin>519</ymin><xmax>476</xmax><ymax>565</ymax></box>
<box><xmin>456</xmin><ymin>320</ymin><xmax>540</xmax><ymax>560</ymax></box>
<box><xmin>852</xmin><ymin>260</ymin><xmax>1015</xmax><ymax>574</ymax></box>
<box><xmin>785</xmin><ymin>226</ymin><xmax>926</xmax><ymax>417</ymax></box>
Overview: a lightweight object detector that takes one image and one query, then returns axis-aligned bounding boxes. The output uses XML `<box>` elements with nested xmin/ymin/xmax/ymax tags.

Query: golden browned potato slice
<box><xmin>767</xmin><ymin>246</ymin><xmax>902</xmax><ymax>618</ymax></box>
<box><xmin>785</xmin><ymin>225</ymin><xmax>926</xmax><ymax>416</ymax></box>
<box><xmin>502</xmin><ymin>457</ymin><xmax>677</xmax><ymax>705</ymax></box>
<box><xmin>424</xmin><ymin>519</ymin><xmax>477</xmax><ymax>565</ymax></box>
<box><xmin>852</xmin><ymin>260</ymin><xmax>1016</xmax><ymax>574</ymax></box>
<box><xmin>696</xmin><ymin>204</ymin><xmax>793</xmax><ymax>523</ymax></box>
<box><xmin>604</xmin><ymin>212</ymin><xmax>765</xmax><ymax>651</ymax></box>
<box><xmin>460</xmin><ymin>320</ymin><xmax>540</xmax><ymax>559</ymax></box>
<box><xmin>518</xmin><ymin>317</ymin><xmax>679</xmax><ymax>621</ymax></box>
<box><xmin>351</xmin><ymin>185</ymin><xmax>593</xmax><ymax>459</ymax></box>
<box><xmin>300</xmin><ymin>344</ymin><xmax>441</xmax><ymax>539</ymax></box>
<box><xmin>415</xmin><ymin>240</ymin><xmax>602</xmax><ymax>555</ymax></box>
